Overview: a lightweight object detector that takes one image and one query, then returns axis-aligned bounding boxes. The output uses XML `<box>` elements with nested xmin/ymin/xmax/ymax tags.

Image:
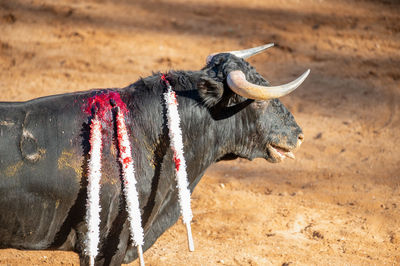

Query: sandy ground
<box><xmin>1</xmin><ymin>0</ymin><xmax>400</xmax><ymax>265</ymax></box>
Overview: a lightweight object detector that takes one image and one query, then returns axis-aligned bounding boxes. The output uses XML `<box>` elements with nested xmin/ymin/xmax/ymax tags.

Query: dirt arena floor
<box><xmin>1</xmin><ymin>0</ymin><xmax>400</xmax><ymax>265</ymax></box>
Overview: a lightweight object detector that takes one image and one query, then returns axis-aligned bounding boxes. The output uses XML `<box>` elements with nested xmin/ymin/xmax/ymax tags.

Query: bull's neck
<box><xmin>126</xmin><ymin>72</ymin><xmax>243</xmax><ymax>189</ymax></box>
<box><xmin>171</xmin><ymin>87</ymin><xmax>238</xmax><ymax>188</ymax></box>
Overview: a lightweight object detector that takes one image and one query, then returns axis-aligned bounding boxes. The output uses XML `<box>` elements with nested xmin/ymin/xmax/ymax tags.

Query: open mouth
<box><xmin>268</xmin><ymin>144</ymin><xmax>295</xmax><ymax>160</ymax></box>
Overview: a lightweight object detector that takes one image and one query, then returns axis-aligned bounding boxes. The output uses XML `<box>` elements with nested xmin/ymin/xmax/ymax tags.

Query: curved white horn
<box><xmin>227</xmin><ymin>69</ymin><xmax>310</xmax><ymax>100</ymax></box>
<box><xmin>206</xmin><ymin>43</ymin><xmax>274</xmax><ymax>64</ymax></box>
<box><xmin>229</xmin><ymin>43</ymin><xmax>274</xmax><ymax>59</ymax></box>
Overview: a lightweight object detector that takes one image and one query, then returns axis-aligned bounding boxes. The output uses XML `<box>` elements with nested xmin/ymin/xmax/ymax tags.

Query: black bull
<box><xmin>0</xmin><ymin>53</ymin><xmax>305</xmax><ymax>265</ymax></box>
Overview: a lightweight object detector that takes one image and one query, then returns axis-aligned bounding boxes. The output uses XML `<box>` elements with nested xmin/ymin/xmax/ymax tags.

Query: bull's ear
<box><xmin>197</xmin><ymin>76</ymin><xmax>224</xmax><ymax>107</ymax></box>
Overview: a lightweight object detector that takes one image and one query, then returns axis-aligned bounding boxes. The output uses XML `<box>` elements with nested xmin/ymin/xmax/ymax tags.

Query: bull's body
<box><xmin>0</xmin><ymin>50</ymin><xmax>306</xmax><ymax>265</ymax></box>
<box><xmin>0</xmin><ymin>76</ymin><xmax>213</xmax><ymax>264</ymax></box>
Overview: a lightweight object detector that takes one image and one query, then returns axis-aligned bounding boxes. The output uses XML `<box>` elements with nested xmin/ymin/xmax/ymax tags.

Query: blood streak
<box><xmin>162</xmin><ymin>73</ymin><xmax>194</xmax><ymax>251</ymax></box>
<box><xmin>123</xmin><ymin>157</ymin><xmax>132</xmax><ymax>167</ymax></box>
<box><xmin>115</xmin><ymin>104</ymin><xmax>145</xmax><ymax>254</ymax></box>
<box><xmin>85</xmin><ymin>117</ymin><xmax>103</xmax><ymax>265</ymax></box>
<box><xmin>83</xmin><ymin>91</ymin><xmax>129</xmax><ymax>125</ymax></box>
<box><xmin>84</xmin><ymin>90</ymin><xmax>145</xmax><ymax>264</ymax></box>
<box><xmin>115</xmin><ymin>106</ymin><xmax>136</xmax><ymax>178</ymax></box>
<box><xmin>120</xmin><ymin>145</ymin><xmax>127</xmax><ymax>153</ymax></box>
<box><xmin>83</xmin><ymin>90</ymin><xmax>134</xmax><ymax>176</ymax></box>
<box><xmin>174</xmin><ymin>155</ymin><xmax>181</xmax><ymax>172</ymax></box>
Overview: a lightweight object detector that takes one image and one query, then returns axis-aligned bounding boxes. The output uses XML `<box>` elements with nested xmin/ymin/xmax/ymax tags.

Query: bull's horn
<box><xmin>227</xmin><ymin>69</ymin><xmax>310</xmax><ymax>100</ymax></box>
<box><xmin>229</xmin><ymin>43</ymin><xmax>274</xmax><ymax>59</ymax></box>
<box><xmin>206</xmin><ymin>43</ymin><xmax>274</xmax><ymax>63</ymax></box>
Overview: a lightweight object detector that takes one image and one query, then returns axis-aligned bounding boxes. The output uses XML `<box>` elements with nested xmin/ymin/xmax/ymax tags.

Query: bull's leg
<box><xmin>102</xmin><ymin>220</ymin><xmax>131</xmax><ymax>266</ymax></box>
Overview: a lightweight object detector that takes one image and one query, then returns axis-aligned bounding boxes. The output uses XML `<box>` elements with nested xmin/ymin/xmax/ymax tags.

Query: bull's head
<box><xmin>198</xmin><ymin>44</ymin><xmax>308</xmax><ymax>163</ymax></box>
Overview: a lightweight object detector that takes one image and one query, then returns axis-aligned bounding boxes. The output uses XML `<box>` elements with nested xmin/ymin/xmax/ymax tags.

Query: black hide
<box><xmin>0</xmin><ymin>54</ymin><xmax>303</xmax><ymax>265</ymax></box>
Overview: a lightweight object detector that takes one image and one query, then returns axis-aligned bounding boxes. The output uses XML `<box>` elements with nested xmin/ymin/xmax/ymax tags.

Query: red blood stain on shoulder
<box><xmin>83</xmin><ymin>91</ymin><xmax>129</xmax><ymax>123</ymax></box>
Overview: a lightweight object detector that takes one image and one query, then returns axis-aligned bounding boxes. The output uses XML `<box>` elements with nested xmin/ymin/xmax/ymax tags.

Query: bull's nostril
<box><xmin>298</xmin><ymin>133</ymin><xmax>304</xmax><ymax>141</ymax></box>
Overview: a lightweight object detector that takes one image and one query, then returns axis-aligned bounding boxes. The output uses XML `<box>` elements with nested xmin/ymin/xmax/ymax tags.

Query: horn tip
<box><xmin>298</xmin><ymin>69</ymin><xmax>311</xmax><ymax>84</ymax></box>
<box><xmin>262</xmin><ymin>43</ymin><xmax>274</xmax><ymax>50</ymax></box>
